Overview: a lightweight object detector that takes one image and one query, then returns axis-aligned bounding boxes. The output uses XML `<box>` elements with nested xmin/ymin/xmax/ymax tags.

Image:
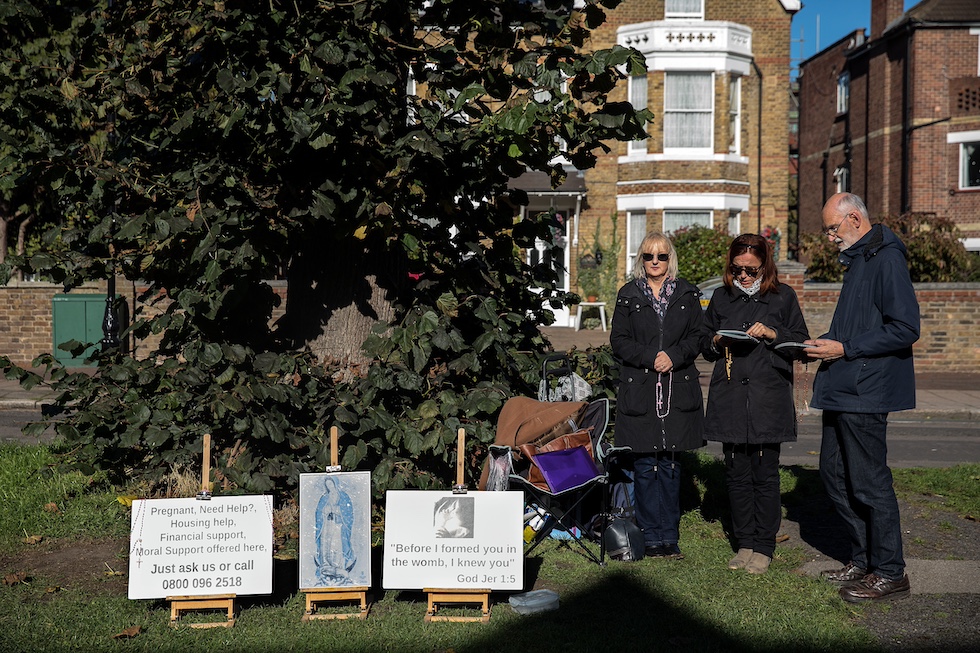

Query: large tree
<box><xmin>2</xmin><ymin>0</ymin><xmax>648</xmax><ymax>495</ymax></box>
<box><xmin>0</xmin><ymin>1</ymin><xmax>92</xmax><ymax>275</ymax></box>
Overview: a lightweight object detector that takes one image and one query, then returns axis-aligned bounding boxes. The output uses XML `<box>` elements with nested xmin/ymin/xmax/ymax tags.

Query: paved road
<box><xmin>704</xmin><ymin>414</ymin><xmax>980</xmax><ymax>468</ymax></box>
<box><xmin>5</xmin><ymin>404</ymin><xmax>980</xmax><ymax>470</ymax></box>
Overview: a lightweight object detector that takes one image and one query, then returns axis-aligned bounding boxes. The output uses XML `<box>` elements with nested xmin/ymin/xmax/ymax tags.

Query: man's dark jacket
<box><xmin>810</xmin><ymin>224</ymin><xmax>920</xmax><ymax>413</ymax></box>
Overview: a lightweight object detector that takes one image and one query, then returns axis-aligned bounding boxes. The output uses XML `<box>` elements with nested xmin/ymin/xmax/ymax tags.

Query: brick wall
<box><xmin>0</xmin><ymin>282</ymin><xmax>103</xmax><ymax>365</ymax></box>
<box><xmin>798</xmin><ymin>21</ymin><xmax>980</xmax><ymax>241</ymax></box>
<box><xmin>779</xmin><ymin>265</ymin><xmax>980</xmax><ymax>373</ymax></box>
<box><xmin>0</xmin><ymin>280</ymin><xmax>289</xmax><ymax>367</ymax></box>
<box><xmin>3</xmin><ymin>277</ymin><xmax>977</xmax><ymax>372</ymax></box>
<box><xmin>580</xmin><ymin>0</ymin><xmax>796</xmax><ymax>277</ymax></box>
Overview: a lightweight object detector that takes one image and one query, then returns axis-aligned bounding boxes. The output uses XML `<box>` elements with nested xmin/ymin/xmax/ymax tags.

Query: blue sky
<box><xmin>791</xmin><ymin>0</ymin><xmax>918</xmax><ymax>65</ymax></box>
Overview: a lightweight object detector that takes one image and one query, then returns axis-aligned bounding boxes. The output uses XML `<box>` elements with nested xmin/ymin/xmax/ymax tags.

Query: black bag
<box><xmin>603</xmin><ymin>517</ymin><xmax>645</xmax><ymax>562</ymax></box>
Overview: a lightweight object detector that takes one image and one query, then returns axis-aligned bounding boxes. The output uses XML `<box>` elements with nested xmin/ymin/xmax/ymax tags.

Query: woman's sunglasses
<box><xmin>641</xmin><ymin>252</ymin><xmax>669</xmax><ymax>262</ymax></box>
<box><xmin>729</xmin><ymin>265</ymin><xmax>761</xmax><ymax>278</ymax></box>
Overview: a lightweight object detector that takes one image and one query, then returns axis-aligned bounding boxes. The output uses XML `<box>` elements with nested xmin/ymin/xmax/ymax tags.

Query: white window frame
<box><xmin>628</xmin><ymin>74</ymin><xmax>648</xmax><ymax>155</ymax></box>
<box><xmin>626</xmin><ymin>210</ymin><xmax>648</xmax><ymax>274</ymax></box>
<box><xmin>728</xmin><ymin>75</ymin><xmax>741</xmax><ymax>155</ymax></box>
<box><xmin>525</xmin><ymin>211</ymin><xmax>570</xmax><ymax>290</ymax></box>
<box><xmin>837</xmin><ymin>71</ymin><xmax>850</xmax><ymax>115</ymax></box>
<box><xmin>665</xmin><ymin>0</ymin><xmax>704</xmax><ymax>21</ymax></box>
<box><xmin>663</xmin><ymin>71</ymin><xmax>714</xmax><ymax>155</ymax></box>
<box><xmin>727</xmin><ymin>210</ymin><xmax>741</xmax><ymax>235</ymax></box>
<box><xmin>959</xmin><ymin>142</ymin><xmax>980</xmax><ymax>189</ymax></box>
<box><xmin>834</xmin><ymin>165</ymin><xmax>850</xmax><ymax>193</ymax></box>
<box><xmin>663</xmin><ymin>209</ymin><xmax>712</xmax><ymax>234</ymax></box>
<box><xmin>534</xmin><ymin>78</ymin><xmax>570</xmax><ymax>153</ymax></box>
<box><xmin>947</xmin><ymin>131</ymin><xmax>980</xmax><ymax>190</ymax></box>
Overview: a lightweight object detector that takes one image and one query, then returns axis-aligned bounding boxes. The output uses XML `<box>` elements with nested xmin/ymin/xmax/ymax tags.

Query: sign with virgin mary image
<box><xmin>299</xmin><ymin>472</ymin><xmax>372</xmax><ymax>589</ymax></box>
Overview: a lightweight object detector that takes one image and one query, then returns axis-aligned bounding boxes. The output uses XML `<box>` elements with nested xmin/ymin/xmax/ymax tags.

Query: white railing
<box><xmin>618</xmin><ymin>21</ymin><xmax>752</xmax><ymax>59</ymax></box>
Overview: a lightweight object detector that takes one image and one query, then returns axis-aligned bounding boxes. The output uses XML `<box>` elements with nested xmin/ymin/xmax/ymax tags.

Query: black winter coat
<box><xmin>700</xmin><ymin>283</ymin><xmax>809</xmax><ymax>444</ymax></box>
<box><xmin>610</xmin><ymin>278</ymin><xmax>704</xmax><ymax>453</ymax></box>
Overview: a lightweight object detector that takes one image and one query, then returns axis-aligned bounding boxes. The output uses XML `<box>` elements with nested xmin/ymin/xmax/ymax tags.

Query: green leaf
<box><xmin>404</xmin><ymin>427</ymin><xmax>424</xmax><ymax>455</ymax></box>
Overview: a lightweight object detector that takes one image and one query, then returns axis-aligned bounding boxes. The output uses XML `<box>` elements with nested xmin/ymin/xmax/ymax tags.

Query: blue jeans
<box><xmin>819</xmin><ymin>411</ymin><xmax>905</xmax><ymax>580</ymax></box>
<box><xmin>633</xmin><ymin>453</ymin><xmax>681</xmax><ymax>548</ymax></box>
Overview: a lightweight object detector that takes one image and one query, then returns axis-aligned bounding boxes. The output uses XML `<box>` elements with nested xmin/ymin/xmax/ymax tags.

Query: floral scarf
<box><xmin>636</xmin><ymin>276</ymin><xmax>675</xmax><ymax>319</ymax></box>
<box><xmin>734</xmin><ymin>276</ymin><xmax>762</xmax><ymax>296</ymax></box>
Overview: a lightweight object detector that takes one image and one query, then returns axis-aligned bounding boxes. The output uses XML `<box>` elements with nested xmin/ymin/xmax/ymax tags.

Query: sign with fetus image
<box><xmin>383</xmin><ymin>490</ymin><xmax>523</xmax><ymax>590</ymax></box>
<box><xmin>298</xmin><ymin>472</ymin><xmax>372</xmax><ymax>589</ymax></box>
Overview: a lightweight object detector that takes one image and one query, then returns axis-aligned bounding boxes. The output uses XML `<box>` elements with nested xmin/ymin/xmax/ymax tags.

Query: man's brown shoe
<box><xmin>819</xmin><ymin>562</ymin><xmax>868</xmax><ymax>584</ymax></box>
<box><xmin>839</xmin><ymin>573</ymin><xmax>911</xmax><ymax>603</ymax></box>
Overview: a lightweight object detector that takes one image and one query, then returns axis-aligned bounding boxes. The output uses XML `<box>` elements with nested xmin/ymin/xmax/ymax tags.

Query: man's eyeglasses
<box><xmin>641</xmin><ymin>252</ymin><xmax>669</xmax><ymax>262</ymax></box>
<box><xmin>729</xmin><ymin>265</ymin><xmax>761</xmax><ymax>278</ymax></box>
<box><xmin>823</xmin><ymin>213</ymin><xmax>851</xmax><ymax>237</ymax></box>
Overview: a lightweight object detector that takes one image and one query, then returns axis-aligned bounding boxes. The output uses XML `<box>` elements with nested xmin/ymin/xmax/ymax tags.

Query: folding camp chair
<box><xmin>477</xmin><ymin>396</ymin><xmax>588</xmax><ymax>492</ymax></box>
<box><xmin>505</xmin><ymin>398</ymin><xmax>617</xmax><ymax>566</ymax></box>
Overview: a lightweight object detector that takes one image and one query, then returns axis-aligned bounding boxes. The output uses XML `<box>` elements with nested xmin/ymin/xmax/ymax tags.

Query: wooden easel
<box><xmin>169</xmin><ymin>434</ymin><xmax>236</xmax><ymax>628</ymax></box>
<box><xmin>301</xmin><ymin>426</ymin><xmax>371</xmax><ymax>620</ymax></box>
<box><xmin>168</xmin><ymin>594</ymin><xmax>236</xmax><ymax>628</ymax></box>
<box><xmin>423</xmin><ymin>428</ymin><xmax>491</xmax><ymax>623</ymax></box>
<box><xmin>424</xmin><ymin>588</ymin><xmax>490</xmax><ymax>623</ymax></box>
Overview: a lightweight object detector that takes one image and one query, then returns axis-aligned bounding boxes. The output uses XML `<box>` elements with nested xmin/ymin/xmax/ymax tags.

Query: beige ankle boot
<box><xmin>728</xmin><ymin>548</ymin><xmax>753</xmax><ymax>570</ymax></box>
<box><xmin>745</xmin><ymin>552</ymin><xmax>772</xmax><ymax>575</ymax></box>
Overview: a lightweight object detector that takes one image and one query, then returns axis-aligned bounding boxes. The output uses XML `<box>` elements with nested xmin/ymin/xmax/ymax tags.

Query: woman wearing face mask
<box><xmin>701</xmin><ymin>234</ymin><xmax>809</xmax><ymax>574</ymax></box>
<box><xmin>610</xmin><ymin>231</ymin><xmax>705</xmax><ymax>559</ymax></box>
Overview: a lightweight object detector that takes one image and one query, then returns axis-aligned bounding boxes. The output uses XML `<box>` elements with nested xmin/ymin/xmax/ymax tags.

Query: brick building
<box><xmin>513</xmin><ymin>0</ymin><xmax>801</xmax><ymax>326</ymax></box>
<box><xmin>797</xmin><ymin>0</ymin><xmax>980</xmax><ymax>249</ymax></box>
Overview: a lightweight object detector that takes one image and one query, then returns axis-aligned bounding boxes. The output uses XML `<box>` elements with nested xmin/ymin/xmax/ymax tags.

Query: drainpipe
<box><xmin>751</xmin><ymin>59</ymin><xmax>764</xmax><ymax>233</ymax></box>
<box><xmin>900</xmin><ymin>23</ymin><xmax>911</xmax><ymax>213</ymax></box>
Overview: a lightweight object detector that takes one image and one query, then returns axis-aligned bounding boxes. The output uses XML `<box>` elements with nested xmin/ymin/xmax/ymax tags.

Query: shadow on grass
<box><xmin>781</xmin><ymin>464</ymin><xmax>850</xmax><ymax>563</ymax></box>
<box><xmin>685</xmin><ymin>451</ymin><xmax>736</xmax><ymax>549</ymax></box>
<box><xmin>685</xmin><ymin>452</ymin><xmax>853</xmax><ymax>563</ymax></box>
<box><xmin>467</xmin><ymin>572</ymin><xmax>871</xmax><ymax>653</ymax></box>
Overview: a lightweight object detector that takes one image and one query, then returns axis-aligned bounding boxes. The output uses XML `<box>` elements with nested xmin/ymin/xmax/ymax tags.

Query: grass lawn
<box><xmin>3</xmin><ymin>442</ymin><xmax>977</xmax><ymax>653</ymax></box>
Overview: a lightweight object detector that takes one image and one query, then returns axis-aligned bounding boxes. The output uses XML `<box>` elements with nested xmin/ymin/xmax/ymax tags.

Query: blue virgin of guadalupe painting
<box><xmin>299</xmin><ymin>472</ymin><xmax>371</xmax><ymax>589</ymax></box>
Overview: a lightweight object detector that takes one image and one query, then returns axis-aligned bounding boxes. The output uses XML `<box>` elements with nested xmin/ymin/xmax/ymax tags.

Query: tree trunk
<box><xmin>278</xmin><ymin>233</ymin><xmax>406</xmax><ymax>375</ymax></box>
<box><xmin>0</xmin><ymin>211</ymin><xmax>8</xmax><ymax>265</ymax></box>
<box><xmin>15</xmin><ymin>214</ymin><xmax>33</xmax><ymax>256</ymax></box>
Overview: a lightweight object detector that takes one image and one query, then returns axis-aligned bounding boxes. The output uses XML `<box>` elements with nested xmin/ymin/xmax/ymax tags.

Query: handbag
<box><xmin>517</xmin><ymin>429</ymin><xmax>593</xmax><ymax>490</ymax></box>
<box><xmin>603</xmin><ymin>516</ymin><xmax>645</xmax><ymax>562</ymax></box>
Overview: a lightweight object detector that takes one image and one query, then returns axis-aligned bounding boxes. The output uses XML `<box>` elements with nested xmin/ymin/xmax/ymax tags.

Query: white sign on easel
<box><xmin>382</xmin><ymin>490</ymin><xmax>523</xmax><ymax>591</ymax></box>
<box><xmin>128</xmin><ymin>495</ymin><xmax>274</xmax><ymax>600</ymax></box>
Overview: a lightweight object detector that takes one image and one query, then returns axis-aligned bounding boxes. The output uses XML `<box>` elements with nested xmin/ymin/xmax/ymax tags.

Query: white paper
<box><xmin>382</xmin><ymin>491</ymin><xmax>524</xmax><ymax>590</ymax></box>
<box><xmin>128</xmin><ymin>495</ymin><xmax>274</xmax><ymax>600</ymax></box>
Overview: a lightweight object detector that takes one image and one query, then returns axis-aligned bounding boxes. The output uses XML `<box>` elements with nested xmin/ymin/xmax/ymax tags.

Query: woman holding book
<box><xmin>701</xmin><ymin>233</ymin><xmax>809</xmax><ymax>574</ymax></box>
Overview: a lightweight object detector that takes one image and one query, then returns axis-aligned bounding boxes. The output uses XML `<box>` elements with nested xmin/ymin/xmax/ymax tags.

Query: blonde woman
<box><xmin>610</xmin><ymin>231</ymin><xmax>705</xmax><ymax>559</ymax></box>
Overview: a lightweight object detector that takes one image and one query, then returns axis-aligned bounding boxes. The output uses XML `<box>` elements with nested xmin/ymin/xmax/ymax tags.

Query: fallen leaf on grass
<box><xmin>964</xmin><ymin>514</ymin><xmax>977</xmax><ymax>522</ymax></box>
<box><xmin>104</xmin><ymin>563</ymin><xmax>125</xmax><ymax>577</ymax></box>
<box><xmin>3</xmin><ymin>572</ymin><xmax>28</xmax><ymax>586</ymax></box>
<box><xmin>43</xmin><ymin>502</ymin><xmax>60</xmax><ymax>514</ymax></box>
<box><xmin>117</xmin><ymin>496</ymin><xmax>137</xmax><ymax>507</ymax></box>
<box><xmin>45</xmin><ymin>586</ymin><xmax>62</xmax><ymax>594</ymax></box>
<box><xmin>775</xmin><ymin>534</ymin><xmax>790</xmax><ymax>543</ymax></box>
<box><xmin>24</xmin><ymin>534</ymin><xmax>43</xmax><ymax>545</ymax></box>
<box><xmin>112</xmin><ymin>626</ymin><xmax>141</xmax><ymax>640</ymax></box>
